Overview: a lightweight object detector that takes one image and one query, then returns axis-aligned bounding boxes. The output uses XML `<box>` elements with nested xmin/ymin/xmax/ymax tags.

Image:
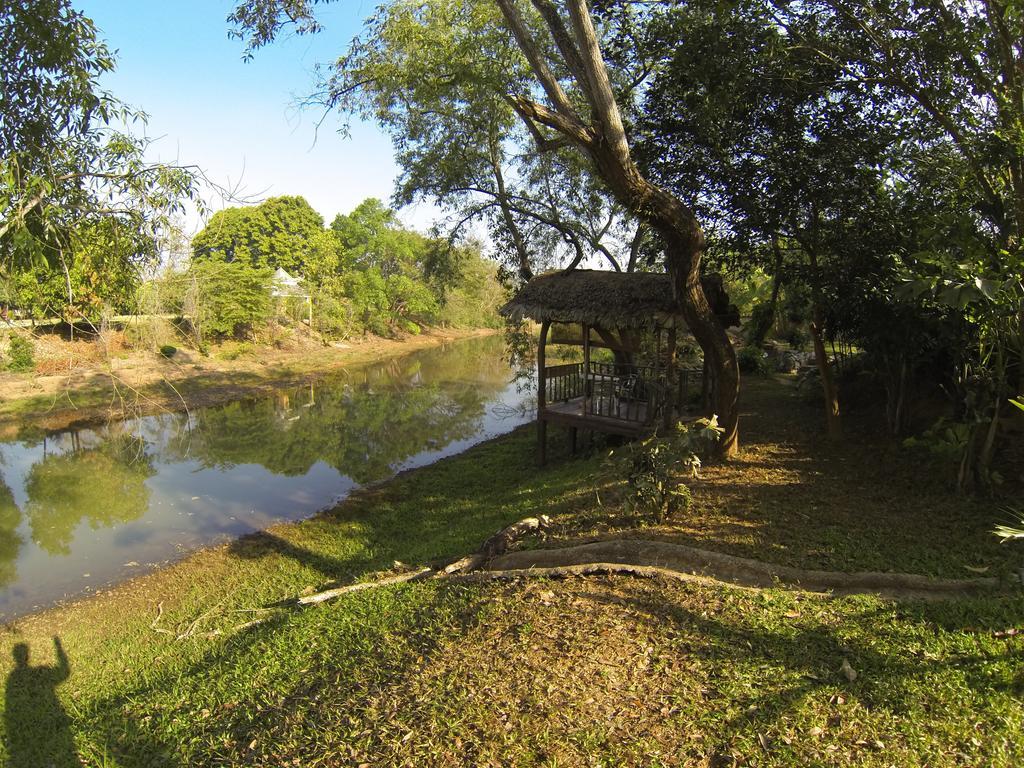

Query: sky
<box><xmin>76</xmin><ymin>0</ymin><xmax>439</xmax><ymax>235</ymax></box>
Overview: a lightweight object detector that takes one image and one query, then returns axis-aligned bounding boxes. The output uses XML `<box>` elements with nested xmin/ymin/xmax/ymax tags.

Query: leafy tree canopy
<box><xmin>1</xmin><ymin>0</ymin><xmax>198</xmax><ymax>275</ymax></box>
<box><xmin>192</xmin><ymin>195</ymin><xmax>324</xmax><ymax>273</ymax></box>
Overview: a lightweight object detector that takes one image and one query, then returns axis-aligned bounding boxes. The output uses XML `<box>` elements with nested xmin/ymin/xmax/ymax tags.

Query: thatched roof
<box><xmin>499</xmin><ymin>270</ymin><xmax>738</xmax><ymax>329</ymax></box>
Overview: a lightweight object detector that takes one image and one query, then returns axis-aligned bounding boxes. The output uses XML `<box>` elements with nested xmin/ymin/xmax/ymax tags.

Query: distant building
<box><xmin>271</xmin><ymin>267</ymin><xmax>313</xmax><ymax>326</ymax></box>
<box><xmin>271</xmin><ymin>267</ymin><xmax>305</xmax><ymax>298</ymax></box>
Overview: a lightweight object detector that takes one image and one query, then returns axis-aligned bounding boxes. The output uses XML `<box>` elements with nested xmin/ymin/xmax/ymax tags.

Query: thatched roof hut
<box><xmin>499</xmin><ymin>270</ymin><xmax>739</xmax><ymax>329</ymax></box>
<box><xmin>502</xmin><ymin>270</ymin><xmax>737</xmax><ymax>464</ymax></box>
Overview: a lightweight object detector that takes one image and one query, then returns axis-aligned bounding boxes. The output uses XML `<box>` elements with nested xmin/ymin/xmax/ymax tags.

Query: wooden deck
<box><xmin>540</xmin><ymin>397</ymin><xmax>653</xmax><ymax>438</ymax></box>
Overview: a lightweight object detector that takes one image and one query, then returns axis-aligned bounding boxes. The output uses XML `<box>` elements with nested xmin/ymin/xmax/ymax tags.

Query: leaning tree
<box><xmin>229</xmin><ymin>0</ymin><xmax>742</xmax><ymax>456</ymax></box>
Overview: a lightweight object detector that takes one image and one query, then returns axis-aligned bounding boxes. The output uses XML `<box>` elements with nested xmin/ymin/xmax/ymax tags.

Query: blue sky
<box><xmin>77</xmin><ymin>0</ymin><xmax>437</xmax><ymax>234</ymax></box>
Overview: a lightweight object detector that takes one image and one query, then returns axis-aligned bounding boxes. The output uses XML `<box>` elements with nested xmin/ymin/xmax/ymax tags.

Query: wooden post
<box><xmin>537</xmin><ymin>320</ymin><xmax>550</xmax><ymax>466</ymax></box>
<box><xmin>583</xmin><ymin>323</ymin><xmax>591</xmax><ymax>417</ymax></box>
<box><xmin>664</xmin><ymin>325</ymin><xmax>678</xmax><ymax>430</ymax></box>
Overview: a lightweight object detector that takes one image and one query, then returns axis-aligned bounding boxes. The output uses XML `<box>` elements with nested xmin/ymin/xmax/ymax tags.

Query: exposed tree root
<box><xmin>157</xmin><ymin>519</ymin><xmax>1011</xmax><ymax>639</ymax></box>
<box><xmin>441</xmin><ymin>515</ymin><xmax>551</xmax><ymax>576</ymax></box>
<box><xmin>482</xmin><ymin>539</ymin><xmax>1006</xmax><ymax>600</ymax></box>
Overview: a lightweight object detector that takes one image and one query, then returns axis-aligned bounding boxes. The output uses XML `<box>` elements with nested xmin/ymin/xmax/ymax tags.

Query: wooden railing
<box><xmin>544</xmin><ymin>362</ymin><xmax>584</xmax><ymax>403</ymax></box>
<box><xmin>544</xmin><ymin>361</ymin><xmax>705</xmax><ymax>426</ymax></box>
<box><xmin>584</xmin><ymin>361</ymin><xmax>656</xmax><ymax>423</ymax></box>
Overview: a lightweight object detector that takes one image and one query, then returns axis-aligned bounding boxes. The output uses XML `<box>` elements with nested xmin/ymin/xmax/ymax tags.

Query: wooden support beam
<box><xmin>538</xmin><ymin>320</ymin><xmax>551</xmax><ymax>466</ymax></box>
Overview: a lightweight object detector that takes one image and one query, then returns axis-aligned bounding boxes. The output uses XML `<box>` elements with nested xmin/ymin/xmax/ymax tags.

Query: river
<box><xmin>0</xmin><ymin>336</ymin><xmax>533</xmax><ymax>620</ymax></box>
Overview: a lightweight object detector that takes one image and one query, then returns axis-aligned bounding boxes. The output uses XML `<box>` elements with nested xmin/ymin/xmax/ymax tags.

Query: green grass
<box><xmin>0</xmin><ymin>378</ymin><xmax>1022</xmax><ymax>766</ymax></box>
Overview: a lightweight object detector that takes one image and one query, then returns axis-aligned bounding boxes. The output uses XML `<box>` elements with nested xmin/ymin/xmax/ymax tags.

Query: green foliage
<box><xmin>1010</xmin><ymin>398</ymin><xmax>1024</xmax><ymax>413</ymax></box>
<box><xmin>903</xmin><ymin>419</ymin><xmax>974</xmax><ymax>465</ymax></box>
<box><xmin>437</xmin><ymin>254</ymin><xmax>505</xmax><ymax>329</ymax></box>
<box><xmin>783</xmin><ymin>328</ymin><xmax>810</xmax><ymax>352</ymax></box>
<box><xmin>192</xmin><ymin>196</ymin><xmax>324</xmax><ymax>272</ymax></box>
<box><xmin>3</xmin><ymin>218</ymin><xmax>150</xmax><ymax>321</ymax></box>
<box><xmin>190</xmin><ymin>260</ymin><xmax>273</xmax><ymax>340</ymax></box>
<box><xmin>1</xmin><ymin>0</ymin><xmax>198</xmax><ymax>276</ymax></box>
<box><xmin>5</xmin><ymin>335</ymin><xmax>35</xmax><ymax>373</ymax></box>
<box><xmin>737</xmin><ymin>346</ymin><xmax>770</xmax><ymax>376</ymax></box>
<box><xmin>613</xmin><ymin>417</ymin><xmax>724</xmax><ymax>522</ymax></box>
<box><xmin>746</xmin><ymin>300</ymin><xmax>776</xmax><ymax>347</ymax></box>
<box><xmin>993</xmin><ymin>507</ymin><xmax>1024</xmax><ymax>543</ymax></box>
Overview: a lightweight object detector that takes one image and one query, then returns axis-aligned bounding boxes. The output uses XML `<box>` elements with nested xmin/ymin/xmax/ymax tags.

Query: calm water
<box><xmin>0</xmin><ymin>336</ymin><xmax>533</xmax><ymax>620</ymax></box>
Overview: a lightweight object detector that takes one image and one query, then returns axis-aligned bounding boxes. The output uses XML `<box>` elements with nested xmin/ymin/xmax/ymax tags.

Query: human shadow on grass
<box><xmin>4</xmin><ymin>637</ymin><xmax>76</xmax><ymax>768</ymax></box>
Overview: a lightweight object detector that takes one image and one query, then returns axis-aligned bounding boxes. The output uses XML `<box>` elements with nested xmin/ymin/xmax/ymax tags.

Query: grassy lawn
<box><xmin>0</xmin><ymin>376</ymin><xmax>1021</xmax><ymax>766</ymax></box>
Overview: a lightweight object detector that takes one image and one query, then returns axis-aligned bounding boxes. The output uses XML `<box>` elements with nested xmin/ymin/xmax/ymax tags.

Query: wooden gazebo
<box><xmin>501</xmin><ymin>270</ymin><xmax>731</xmax><ymax>464</ymax></box>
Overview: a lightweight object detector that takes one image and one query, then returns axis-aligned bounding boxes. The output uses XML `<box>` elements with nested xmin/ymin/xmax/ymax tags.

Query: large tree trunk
<box><xmin>494</xmin><ymin>0</ymin><xmax>740</xmax><ymax>457</ymax></box>
<box><xmin>584</xmin><ymin>156</ymin><xmax>740</xmax><ymax>456</ymax></box>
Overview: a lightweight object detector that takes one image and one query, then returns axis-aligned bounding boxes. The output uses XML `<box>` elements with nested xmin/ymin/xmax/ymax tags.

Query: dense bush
<box><xmin>5</xmin><ymin>335</ymin><xmax>35</xmax><ymax>373</ymax></box>
<box><xmin>784</xmin><ymin>328</ymin><xmax>810</xmax><ymax>351</ymax></box>
<box><xmin>190</xmin><ymin>260</ymin><xmax>273</xmax><ymax>340</ymax></box>
<box><xmin>737</xmin><ymin>346</ymin><xmax>770</xmax><ymax>376</ymax></box>
<box><xmin>746</xmin><ymin>301</ymin><xmax>776</xmax><ymax>347</ymax></box>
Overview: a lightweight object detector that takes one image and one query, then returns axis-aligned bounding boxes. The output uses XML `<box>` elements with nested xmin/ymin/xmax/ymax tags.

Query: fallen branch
<box><xmin>150</xmin><ymin>601</ymin><xmax>175</xmax><ymax>637</ymax></box>
<box><xmin>297</xmin><ymin>567</ymin><xmax>434</xmax><ymax>606</ymax></box>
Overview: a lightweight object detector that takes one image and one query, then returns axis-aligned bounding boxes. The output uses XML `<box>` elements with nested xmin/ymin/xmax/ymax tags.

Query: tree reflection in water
<box><xmin>0</xmin><ymin>474</ymin><xmax>22</xmax><ymax>588</ymax></box>
<box><xmin>174</xmin><ymin>339</ymin><xmax>511</xmax><ymax>483</ymax></box>
<box><xmin>24</xmin><ymin>435</ymin><xmax>156</xmax><ymax>556</ymax></box>
<box><xmin>0</xmin><ymin>336</ymin><xmax>523</xmax><ymax>615</ymax></box>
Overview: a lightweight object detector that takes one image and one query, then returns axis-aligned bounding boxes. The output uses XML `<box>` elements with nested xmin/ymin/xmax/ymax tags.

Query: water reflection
<box><xmin>0</xmin><ymin>337</ymin><xmax>532</xmax><ymax>619</ymax></box>
<box><xmin>0</xmin><ymin>475</ymin><xmax>21</xmax><ymax>589</ymax></box>
<box><xmin>25</xmin><ymin>436</ymin><xmax>155</xmax><ymax>556</ymax></box>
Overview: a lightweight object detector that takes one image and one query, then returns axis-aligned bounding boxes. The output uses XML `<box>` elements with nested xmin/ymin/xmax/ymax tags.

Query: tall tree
<box><xmin>230</xmin><ymin>0</ymin><xmax>742</xmax><ymax>456</ymax></box>
<box><xmin>771</xmin><ymin>0</ymin><xmax>1024</xmax><ymax>484</ymax></box>
<box><xmin>192</xmin><ymin>195</ymin><xmax>324</xmax><ymax>273</ymax></box>
<box><xmin>632</xmin><ymin>0</ymin><xmax>899</xmax><ymax>439</ymax></box>
<box><xmin>1</xmin><ymin>0</ymin><xmax>198</xmax><ymax>277</ymax></box>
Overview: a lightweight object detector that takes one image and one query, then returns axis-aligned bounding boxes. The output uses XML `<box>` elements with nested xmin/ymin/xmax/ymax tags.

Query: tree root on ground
<box><xmin>152</xmin><ymin>517</ymin><xmax>1012</xmax><ymax>640</ymax></box>
<box><xmin>479</xmin><ymin>539</ymin><xmax>1006</xmax><ymax>601</ymax></box>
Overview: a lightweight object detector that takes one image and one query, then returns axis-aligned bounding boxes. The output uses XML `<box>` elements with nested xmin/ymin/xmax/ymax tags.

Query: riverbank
<box><xmin>1</xmin><ymin>377</ymin><xmax>1021</xmax><ymax>766</ymax></box>
<box><xmin>0</xmin><ymin>326</ymin><xmax>497</xmax><ymax>434</ymax></box>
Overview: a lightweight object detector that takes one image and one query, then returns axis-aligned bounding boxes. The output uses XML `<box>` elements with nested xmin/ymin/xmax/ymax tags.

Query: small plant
<box><xmin>993</xmin><ymin>506</ymin><xmax>1024</xmax><ymax>542</ymax></box>
<box><xmin>784</xmin><ymin>327</ymin><xmax>810</xmax><ymax>351</ymax></box>
<box><xmin>159</xmin><ymin>345</ymin><xmax>177</xmax><ymax>359</ymax></box>
<box><xmin>5</xmin><ymin>334</ymin><xmax>35</xmax><ymax>373</ymax></box>
<box><xmin>612</xmin><ymin>417</ymin><xmax>724</xmax><ymax>522</ymax></box>
<box><xmin>737</xmin><ymin>346</ymin><xmax>770</xmax><ymax>376</ymax></box>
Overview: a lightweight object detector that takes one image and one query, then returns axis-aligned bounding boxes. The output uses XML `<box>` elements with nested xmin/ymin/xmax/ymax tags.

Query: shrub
<box><xmin>123</xmin><ymin>316</ymin><xmax>178</xmax><ymax>352</ymax></box>
<box><xmin>611</xmin><ymin>417</ymin><xmax>724</xmax><ymax>522</ymax></box>
<box><xmin>5</xmin><ymin>335</ymin><xmax>35</xmax><ymax>373</ymax></box>
<box><xmin>784</xmin><ymin>327</ymin><xmax>810</xmax><ymax>351</ymax></box>
<box><xmin>159</xmin><ymin>345</ymin><xmax>177</xmax><ymax>359</ymax></box>
<box><xmin>737</xmin><ymin>346</ymin><xmax>770</xmax><ymax>376</ymax></box>
<box><xmin>746</xmin><ymin>301</ymin><xmax>776</xmax><ymax>347</ymax></box>
<box><xmin>191</xmin><ymin>260</ymin><xmax>273</xmax><ymax>340</ymax></box>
